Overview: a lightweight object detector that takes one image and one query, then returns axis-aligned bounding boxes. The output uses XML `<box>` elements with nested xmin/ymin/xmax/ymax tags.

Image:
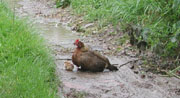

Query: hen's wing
<box><xmin>89</xmin><ymin>50</ymin><xmax>111</xmax><ymax>65</ymax></box>
<box><xmin>89</xmin><ymin>50</ymin><xmax>118</xmax><ymax>71</ymax></box>
<box><xmin>78</xmin><ymin>51</ymin><xmax>106</xmax><ymax>72</ymax></box>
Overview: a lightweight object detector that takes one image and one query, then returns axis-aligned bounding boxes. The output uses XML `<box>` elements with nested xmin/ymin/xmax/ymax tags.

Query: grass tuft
<box><xmin>69</xmin><ymin>0</ymin><xmax>180</xmax><ymax>58</ymax></box>
<box><xmin>0</xmin><ymin>2</ymin><xmax>58</xmax><ymax>98</ymax></box>
<box><xmin>55</xmin><ymin>0</ymin><xmax>180</xmax><ymax>75</ymax></box>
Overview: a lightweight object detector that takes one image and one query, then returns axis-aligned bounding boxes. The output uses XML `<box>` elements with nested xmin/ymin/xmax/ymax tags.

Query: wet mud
<box><xmin>8</xmin><ymin>0</ymin><xmax>180</xmax><ymax>98</ymax></box>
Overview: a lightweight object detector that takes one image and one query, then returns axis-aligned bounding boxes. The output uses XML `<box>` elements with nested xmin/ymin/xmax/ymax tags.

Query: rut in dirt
<box><xmin>10</xmin><ymin>0</ymin><xmax>180</xmax><ymax>98</ymax></box>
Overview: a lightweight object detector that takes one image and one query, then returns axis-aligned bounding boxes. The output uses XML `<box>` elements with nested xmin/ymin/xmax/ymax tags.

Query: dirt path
<box><xmin>10</xmin><ymin>0</ymin><xmax>180</xmax><ymax>98</ymax></box>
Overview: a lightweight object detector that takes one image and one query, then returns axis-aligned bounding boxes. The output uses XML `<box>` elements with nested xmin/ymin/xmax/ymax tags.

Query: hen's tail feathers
<box><xmin>107</xmin><ymin>65</ymin><xmax>118</xmax><ymax>71</ymax></box>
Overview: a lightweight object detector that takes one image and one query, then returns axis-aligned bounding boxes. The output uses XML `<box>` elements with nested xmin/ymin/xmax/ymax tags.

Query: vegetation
<box><xmin>0</xmin><ymin>2</ymin><xmax>58</xmax><ymax>98</ymax></box>
<box><xmin>56</xmin><ymin>0</ymin><xmax>70</xmax><ymax>8</ymax></box>
<box><xmin>56</xmin><ymin>0</ymin><xmax>180</xmax><ymax>75</ymax></box>
<box><xmin>70</xmin><ymin>0</ymin><xmax>180</xmax><ymax>57</ymax></box>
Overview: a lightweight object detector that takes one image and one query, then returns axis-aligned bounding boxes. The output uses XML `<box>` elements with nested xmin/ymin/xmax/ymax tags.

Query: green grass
<box><xmin>0</xmin><ymin>2</ymin><xmax>58</xmax><ymax>98</ymax></box>
<box><xmin>56</xmin><ymin>0</ymin><xmax>180</xmax><ymax>75</ymax></box>
<box><xmin>69</xmin><ymin>0</ymin><xmax>180</xmax><ymax>57</ymax></box>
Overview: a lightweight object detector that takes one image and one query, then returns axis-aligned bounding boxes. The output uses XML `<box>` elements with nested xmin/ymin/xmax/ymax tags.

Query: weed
<box><xmin>56</xmin><ymin>0</ymin><xmax>70</xmax><ymax>8</ymax></box>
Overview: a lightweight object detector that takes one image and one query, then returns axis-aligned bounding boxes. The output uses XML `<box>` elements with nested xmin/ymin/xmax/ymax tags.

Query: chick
<box><xmin>64</xmin><ymin>61</ymin><xmax>74</xmax><ymax>71</ymax></box>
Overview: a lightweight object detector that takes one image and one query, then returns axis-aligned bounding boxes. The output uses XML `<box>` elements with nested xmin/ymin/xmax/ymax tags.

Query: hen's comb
<box><xmin>75</xmin><ymin>39</ymin><xmax>79</xmax><ymax>43</ymax></box>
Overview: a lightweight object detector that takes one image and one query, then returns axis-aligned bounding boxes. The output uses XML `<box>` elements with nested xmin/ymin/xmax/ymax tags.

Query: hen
<box><xmin>72</xmin><ymin>39</ymin><xmax>118</xmax><ymax>72</ymax></box>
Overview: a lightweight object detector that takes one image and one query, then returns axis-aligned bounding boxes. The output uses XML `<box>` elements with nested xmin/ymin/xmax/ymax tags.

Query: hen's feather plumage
<box><xmin>72</xmin><ymin>40</ymin><xmax>118</xmax><ymax>72</ymax></box>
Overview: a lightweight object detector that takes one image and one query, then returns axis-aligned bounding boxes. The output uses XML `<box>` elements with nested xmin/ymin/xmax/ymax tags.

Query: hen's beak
<box><xmin>73</xmin><ymin>42</ymin><xmax>76</xmax><ymax>45</ymax></box>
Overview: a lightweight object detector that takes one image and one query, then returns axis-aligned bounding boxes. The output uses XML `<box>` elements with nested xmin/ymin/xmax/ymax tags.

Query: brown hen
<box><xmin>72</xmin><ymin>39</ymin><xmax>118</xmax><ymax>72</ymax></box>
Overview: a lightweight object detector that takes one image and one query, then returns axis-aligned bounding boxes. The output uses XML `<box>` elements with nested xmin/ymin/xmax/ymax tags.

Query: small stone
<box><xmin>104</xmin><ymin>90</ymin><xmax>110</xmax><ymax>93</ymax></box>
<box><xmin>141</xmin><ymin>74</ymin><xmax>146</xmax><ymax>79</ymax></box>
<box><xmin>134</xmin><ymin>71</ymin><xmax>139</xmax><ymax>74</ymax></box>
<box><xmin>175</xmin><ymin>89</ymin><xmax>180</xmax><ymax>95</ymax></box>
<box><xmin>147</xmin><ymin>75</ymin><xmax>154</xmax><ymax>79</ymax></box>
<box><xmin>71</xmin><ymin>77</ymin><xmax>76</xmax><ymax>80</ymax></box>
<box><xmin>112</xmin><ymin>93</ymin><xmax>117</xmax><ymax>96</ymax></box>
<box><xmin>176</xmin><ymin>70</ymin><xmax>180</xmax><ymax>76</ymax></box>
<box><xmin>165</xmin><ymin>81</ymin><xmax>169</xmax><ymax>84</ymax></box>
<box><xmin>107</xmin><ymin>47</ymin><xmax>111</xmax><ymax>50</ymax></box>
<box><xmin>130</xmin><ymin>65</ymin><xmax>135</xmax><ymax>69</ymax></box>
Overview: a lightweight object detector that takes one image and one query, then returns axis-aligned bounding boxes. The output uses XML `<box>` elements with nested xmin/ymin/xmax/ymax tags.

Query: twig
<box><xmin>56</xmin><ymin>58</ymin><xmax>72</xmax><ymax>60</ymax></box>
<box><xmin>159</xmin><ymin>75</ymin><xmax>171</xmax><ymax>77</ymax></box>
<box><xmin>119</xmin><ymin>59</ymin><xmax>139</xmax><ymax>68</ymax></box>
<box><xmin>160</xmin><ymin>69</ymin><xmax>180</xmax><ymax>79</ymax></box>
<box><xmin>112</xmin><ymin>64</ymin><xmax>119</xmax><ymax>65</ymax></box>
<box><xmin>170</xmin><ymin>72</ymin><xmax>180</xmax><ymax>79</ymax></box>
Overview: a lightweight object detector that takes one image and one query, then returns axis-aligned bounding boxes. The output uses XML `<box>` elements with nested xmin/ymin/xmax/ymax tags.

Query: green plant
<box><xmin>70</xmin><ymin>0</ymin><xmax>180</xmax><ymax>58</ymax></box>
<box><xmin>56</xmin><ymin>0</ymin><xmax>71</xmax><ymax>8</ymax></box>
<box><xmin>69</xmin><ymin>0</ymin><xmax>180</xmax><ymax>74</ymax></box>
<box><xmin>0</xmin><ymin>2</ymin><xmax>58</xmax><ymax>98</ymax></box>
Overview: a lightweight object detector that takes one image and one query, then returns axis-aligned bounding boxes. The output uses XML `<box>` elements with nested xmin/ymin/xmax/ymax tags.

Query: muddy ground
<box><xmin>8</xmin><ymin>0</ymin><xmax>180</xmax><ymax>98</ymax></box>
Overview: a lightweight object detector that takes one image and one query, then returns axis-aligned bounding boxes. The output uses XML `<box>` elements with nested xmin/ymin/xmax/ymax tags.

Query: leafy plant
<box><xmin>56</xmin><ymin>0</ymin><xmax>71</xmax><ymax>8</ymax></box>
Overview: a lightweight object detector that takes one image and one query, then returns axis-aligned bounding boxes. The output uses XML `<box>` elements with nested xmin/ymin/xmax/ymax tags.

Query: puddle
<box><xmin>7</xmin><ymin>0</ymin><xmax>180</xmax><ymax>98</ymax></box>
